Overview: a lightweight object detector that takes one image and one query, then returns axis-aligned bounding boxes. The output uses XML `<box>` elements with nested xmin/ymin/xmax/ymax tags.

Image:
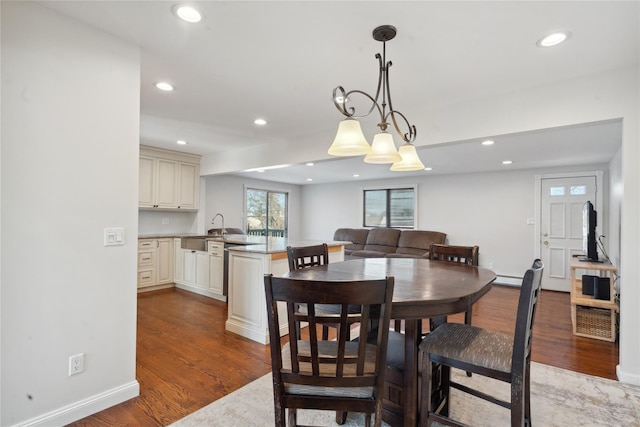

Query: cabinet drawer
<box><xmin>208</xmin><ymin>241</ymin><xmax>224</xmax><ymax>256</ymax></box>
<box><xmin>138</xmin><ymin>239</ymin><xmax>156</xmax><ymax>249</ymax></box>
<box><xmin>138</xmin><ymin>269</ymin><xmax>155</xmax><ymax>287</ymax></box>
<box><xmin>138</xmin><ymin>250</ymin><xmax>155</xmax><ymax>266</ymax></box>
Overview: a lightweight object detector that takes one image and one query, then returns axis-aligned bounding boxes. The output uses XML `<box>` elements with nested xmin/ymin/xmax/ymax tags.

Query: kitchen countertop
<box><xmin>223</xmin><ymin>238</ymin><xmax>348</xmax><ymax>255</ymax></box>
<box><xmin>138</xmin><ymin>233</ymin><xmax>207</xmax><ymax>239</ymax></box>
<box><xmin>139</xmin><ymin>233</ymin><xmax>348</xmax><ymax>254</ymax></box>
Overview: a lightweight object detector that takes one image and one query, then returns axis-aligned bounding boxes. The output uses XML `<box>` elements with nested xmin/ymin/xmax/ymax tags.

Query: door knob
<box><xmin>543</xmin><ymin>240</ymin><xmax>549</xmax><ymax>245</ymax></box>
<box><xmin>543</xmin><ymin>233</ymin><xmax>548</xmax><ymax>237</ymax></box>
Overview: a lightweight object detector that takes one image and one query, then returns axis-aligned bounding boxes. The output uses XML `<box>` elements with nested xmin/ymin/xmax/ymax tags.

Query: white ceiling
<box><xmin>40</xmin><ymin>1</ymin><xmax>638</xmax><ymax>184</ymax></box>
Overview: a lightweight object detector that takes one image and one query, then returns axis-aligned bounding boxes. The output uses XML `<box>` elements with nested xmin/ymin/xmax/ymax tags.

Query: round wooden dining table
<box><xmin>284</xmin><ymin>257</ymin><xmax>496</xmax><ymax>427</ymax></box>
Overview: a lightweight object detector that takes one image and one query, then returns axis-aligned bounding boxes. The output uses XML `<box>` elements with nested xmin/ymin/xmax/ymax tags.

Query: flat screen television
<box><xmin>581</xmin><ymin>200</ymin><xmax>599</xmax><ymax>262</ymax></box>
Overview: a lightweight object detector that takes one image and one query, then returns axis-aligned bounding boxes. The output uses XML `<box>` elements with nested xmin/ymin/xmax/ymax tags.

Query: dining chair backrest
<box><xmin>264</xmin><ymin>274</ymin><xmax>394</xmax><ymax>427</ymax></box>
<box><xmin>287</xmin><ymin>243</ymin><xmax>329</xmax><ymax>271</ymax></box>
<box><xmin>429</xmin><ymin>244</ymin><xmax>479</xmax><ymax>266</ymax></box>
<box><xmin>513</xmin><ymin>258</ymin><xmax>544</xmax><ymax>374</ymax></box>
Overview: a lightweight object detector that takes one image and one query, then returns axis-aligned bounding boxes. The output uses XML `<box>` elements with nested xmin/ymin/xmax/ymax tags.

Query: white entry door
<box><xmin>539</xmin><ymin>175</ymin><xmax>597</xmax><ymax>292</ymax></box>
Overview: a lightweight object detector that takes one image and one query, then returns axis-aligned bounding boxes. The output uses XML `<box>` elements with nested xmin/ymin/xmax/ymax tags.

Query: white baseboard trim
<box><xmin>13</xmin><ymin>380</ymin><xmax>140</xmax><ymax>427</ymax></box>
<box><xmin>617</xmin><ymin>364</ymin><xmax>640</xmax><ymax>386</ymax></box>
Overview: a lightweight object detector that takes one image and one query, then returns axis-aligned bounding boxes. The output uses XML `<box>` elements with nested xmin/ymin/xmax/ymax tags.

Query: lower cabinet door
<box><xmin>209</xmin><ymin>255</ymin><xmax>223</xmax><ymax>294</ymax></box>
<box><xmin>195</xmin><ymin>252</ymin><xmax>209</xmax><ymax>289</ymax></box>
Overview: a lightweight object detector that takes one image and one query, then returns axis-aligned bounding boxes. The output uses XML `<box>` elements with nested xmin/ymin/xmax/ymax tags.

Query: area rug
<box><xmin>171</xmin><ymin>362</ymin><xmax>640</xmax><ymax>426</ymax></box>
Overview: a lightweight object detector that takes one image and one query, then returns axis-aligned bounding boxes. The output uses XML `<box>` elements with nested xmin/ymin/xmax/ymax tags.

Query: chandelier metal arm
<box><xmin>332</xmin><ymin>34</ymin><xmax>417</xmax><ymax>144</ymax></box>
<box><xmin>332</xmin><ymin>86</ymin><xmax>383</xmax><ymax>119</ymax></box>
<box><xmin>382</xmin><ymin>56</ymin><xmax>417</xmax><ymax>143</ymax></box>
<box><xmin>384</xmin><ymin>109</ymin><xmax>417</xmax><ymax>143</ymax></box>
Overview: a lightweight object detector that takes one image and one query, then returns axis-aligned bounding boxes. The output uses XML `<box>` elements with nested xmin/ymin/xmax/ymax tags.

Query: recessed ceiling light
<box><xmin>256</xmin><ymin>169</ymin><xmax>265</xmax><ymax>173</ymax></box>
<box><xmin>424</xmin><ymin>167</ymin><xmax>433</xmax><ymax>171</ymax></box>
<box><xmin>352</xmin><ymin>174</ymin><xmax>360</xmax><ymax>178</ymax></box>
<box><xmin>537</xmin><ymin>31</ymin><xmax>571</xmax><ymax>48</ymax></box>
<box><xmin>306</xmin><ymin>162</ymin><xmax>314</xmax><ymax>166</ymax></box>
<box><xmin>481</xmin><ymin>140</ymin><xmax>495</xmax><ymax>146</ymax></box>
<box><xmin>176</xmin><ymin>140</ymin><xmax>187</xmax><ymax>145</ymax></box>
<box><xmin>502</xmin><ymin>160</ymin><xmax>513</xmax><ymax>165</ymax></box>
<box><xmin>254</xmin><ymin>118</ymin><xmax>267</xmax><ymax>125</ymax></box>
<box><xmin>172</xmin><ymin>5</ymin><xmax>203</xmax><ymax>23</ymax></box>
<box><xmin>155</xmin><ymin>82</ymin><xmax>174</xmax><ymax>91</ymax></box>
<box><xmin>306</xmin><ymin>178</ymin><xmax>313</xmax><ymax>182</ymax></box>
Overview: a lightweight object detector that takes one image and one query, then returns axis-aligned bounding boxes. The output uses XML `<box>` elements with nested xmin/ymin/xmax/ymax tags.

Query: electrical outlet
<box><xmin>69</xmin><ymin>353</ymin><xmax>84</xmax><ymax>376</ymax></box>
<box><xmin>162</xmin><ymin>217</ymin><xmax>169</xmax><ymax>225</ymax></box>
<box><xmin>489</xmin><ymin>262</ymin><xmax>495</xmax><ymax>269</ymax></box>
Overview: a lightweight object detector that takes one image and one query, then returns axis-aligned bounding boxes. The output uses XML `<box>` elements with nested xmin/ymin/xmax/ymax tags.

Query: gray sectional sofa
<box><xmin>333</xmin><ymin>228</ymin><xmax>447</xmax><ymax>259</ymax></box>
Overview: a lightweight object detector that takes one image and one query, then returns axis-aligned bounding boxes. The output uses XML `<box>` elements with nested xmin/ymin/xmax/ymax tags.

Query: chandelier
<box><xmin>328</xmin><ymin>25</ymin><xmax>424</xmax><ymax>171</ymax></box>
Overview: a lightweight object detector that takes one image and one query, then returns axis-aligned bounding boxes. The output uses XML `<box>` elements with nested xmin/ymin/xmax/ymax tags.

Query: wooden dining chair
<box><xmin>264</xmin><ymin>274</ymin><xmax>394</xmax><ymax>427</ymax></box>
<box><xmin>287</xmin><ymin>244</ymin><xmax>339</xmax><ymax>340</ymax></box>
<box><xmin>419</xmin><ymin>259</ymin><xmax>544</xmax><ymax>427</ymax></box>
<box><xmin>287</xmin><ymin>243</ymin><xmax>329</xmax><ymax>271</ymax></box>
<box><xmin>429</xmin><ymin>244</ymin><xmax>479</xmax><ymax>326</ymax></box>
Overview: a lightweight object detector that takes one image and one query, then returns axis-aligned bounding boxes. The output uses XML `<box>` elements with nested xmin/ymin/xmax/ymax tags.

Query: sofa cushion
<box><xmin>388</xmin><ymin>230</ymin><xmax>447</xmax><ymax>258</ymax></box>
<box><xmin>333</xmin><ymin>228</ymin><xmax>369</xmax><ymax>255</ymax></box>
<box><xmin>350</xmin><ymin>250</ymin><xmax>392</xmax><ymax>258</ymax></box>
<box><xmin>361</xmin><ymin>228</ymin><xmax>401</xmax><ymax>254</ymax></box>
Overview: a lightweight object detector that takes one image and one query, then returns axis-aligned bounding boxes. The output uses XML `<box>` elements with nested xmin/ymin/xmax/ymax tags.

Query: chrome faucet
<box><xmin>211</xmin><ymin>213</ymin><xmax>226</xmax><ymax>236</ymax></box>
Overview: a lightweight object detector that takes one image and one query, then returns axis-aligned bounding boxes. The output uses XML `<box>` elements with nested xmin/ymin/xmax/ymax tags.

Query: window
<box><xmin>363</xmin><ymin>187</ymin><xmax>415</xmax><ymax>228</ymax></box>
<box><xmin>549</xmin><ymin>186</ymin><xmax>566</xmax><ymax>196</ymax></box>
<box><xmin>245</xmin><ymin>188</ymin><xmax>288</xmax><ymax>237</ymax></box>
<box><xmin>570</xmin><ymin>185</ymin><xmax>587</xmax><ymax>195</ymax></box>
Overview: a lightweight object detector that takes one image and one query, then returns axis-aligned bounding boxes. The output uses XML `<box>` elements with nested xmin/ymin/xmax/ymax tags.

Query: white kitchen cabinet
<box><xmin>156</xmin><ymin>238</ymin><xmax>174</xmax><ymax>284</ymax></box>
<box><xmin>173</xmin><ymin>238</ymin><xmax>184</xmax><ymax>283</ymax></box>
<box><xmin>208</xmin><ymin>241</ymin><xmax>224</xmax><ymax>296</ymax></box>
<box><xmin>137</xmin><ymin>238</ymin><xmax>174</xmax><ymax>291</ymax></box>
<box><xmin>180</xmin><ymin>250</ymin><xmax>209</xmax><ymax>289</ymax></box>
<box><xmin>139</xmin><ymin>146</ymin><xmax>200</xmax><ymax>210</ymax></box>
<box><xmin>177</xmin><ymin>162</ymin><xmax>199</xmax><ymax>209</ymax></box>
<box><xmin>174</xmin><ymin>240</ymin><xmax>226</xmax><ymax>302</ymax></box>
<box><xmin>155</xmin><ymin>159</ymin><xmax>178</xmax><ymax>208</ymax></box>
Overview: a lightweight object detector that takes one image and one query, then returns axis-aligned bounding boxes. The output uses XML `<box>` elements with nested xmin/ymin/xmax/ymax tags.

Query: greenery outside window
<box><xmin>363</xmin><ymin>187</ymin><xmax>415</xmax><ymax>228</ymax></box>
<box><xmin>245</xmin><ymin>188</ymin><xmax>288</xmax><ymax>237</ymax></box>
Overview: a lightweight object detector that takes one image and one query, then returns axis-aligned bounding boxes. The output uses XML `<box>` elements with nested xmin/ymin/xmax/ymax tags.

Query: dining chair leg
<box><xmin>525</xmin><ymin>360</ymin><xmax>532</xmax><ymax>427</ymax></box>
<box><xmin>511</xmin><ymin>375</ymin><xmax>525</xmax><ymax>427</ymax></box>
<box><xmin>441</xmin><ymin>364</ymin><xmax>451</xmax><ymax>417</ymax></box>
<box><xmin>322</xmin><ymin>325</ymin><xmax>329</xmax><ymax>340</ymax></box>
<box><xmin>336</xmin><ymin>411</ymin><xmax>347</xmax><ymax>424</ymax></box>
<box><xmin>288</xmin><ymin>408</ymin><xmax>297</xmax><ymax>427</ymax></box>
<box><xmin>420</xmin><ymin>352</ymin><xmax>432</xmax><ymax>427</ymax></box>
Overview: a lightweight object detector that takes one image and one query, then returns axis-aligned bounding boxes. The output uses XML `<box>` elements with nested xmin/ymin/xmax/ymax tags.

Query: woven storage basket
<box><xmin>575</xmin><ymin>306</ymin><xmax>613</xmax><ymax>339</ymax></box>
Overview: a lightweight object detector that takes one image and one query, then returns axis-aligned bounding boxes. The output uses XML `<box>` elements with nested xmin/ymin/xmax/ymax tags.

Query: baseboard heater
<box><xmin>493</xmin><ymin>275</ymin><xmax>522</xmax><ymax>287</ymax></box>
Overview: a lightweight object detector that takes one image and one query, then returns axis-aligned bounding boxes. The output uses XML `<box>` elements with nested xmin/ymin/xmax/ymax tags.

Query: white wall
<box><xmin>1</xmin><ymin>2</ymin><xmax>140</xmax><ymax>425</ymax></box>
<box><xmin>301</xmin><ymin>164</ymin><xmax>609</xmax><ymax>277</ymax></box>
<box><xmin>204</xmin><ymin>175</ymin><xmax>303</xmax><ymax>239</ymax></box>
<box><xmin>138</xmin><ymin>211</ymin><xmax>199</xmax><ymax>235</ymax></box>
<box><xmin>607</xmin><ymin>147</ymin><xmax>623</xmax><ymax>276</ymax></box>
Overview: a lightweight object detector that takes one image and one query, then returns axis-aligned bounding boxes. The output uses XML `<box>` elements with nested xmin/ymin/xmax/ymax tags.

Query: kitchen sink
<box><xmin>181</xmin><ymin>237</ymin><xmax>207</xmax><ymax>252</ymax></box>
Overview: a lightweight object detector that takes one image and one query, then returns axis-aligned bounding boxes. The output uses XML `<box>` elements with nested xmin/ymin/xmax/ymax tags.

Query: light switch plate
<box><xmin>104</xmin><ymin>227</ymin><xmax>125</xmax><ymax>246</ymax></box>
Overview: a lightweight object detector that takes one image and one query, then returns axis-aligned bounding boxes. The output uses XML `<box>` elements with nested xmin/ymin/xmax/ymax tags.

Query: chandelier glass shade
<box><xmin>328</xmin><ymin>119</ymin><xmax>371</xmax><ymax>156</ymax></box>
<box><xmin>390</xmin><ymin>143</ymin><xmax>425</xmax><ymax>171</ymax></box>
<box><xmin>329</xmin><ymin>25</ymin><xmax>424</xmax><ymax>172</ymax></box>
<box><xmin>364</xmin><ymin>132</ymin><xmax>402</xmax><ymax>164</ymax></box>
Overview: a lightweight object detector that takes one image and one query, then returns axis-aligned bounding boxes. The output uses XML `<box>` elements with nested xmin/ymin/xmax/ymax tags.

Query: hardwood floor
<box><xmin>67</xmin><ymin>285</ymin><xmax>619</xmax><ymax>426</ymax></box>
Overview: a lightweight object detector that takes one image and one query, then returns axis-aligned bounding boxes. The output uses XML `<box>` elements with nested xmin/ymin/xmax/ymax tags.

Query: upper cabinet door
<box><xmin>155</xmin><ymin>159</ymin><xmax>179</xmax><ymax>208</ymax></box>
<box><xmin>178</xmin><ymin>162</ymin><xmax>199</xmax><ymax>209</ymax></box>
<box><xmin>138</xmin><ymin>145</ymin><xmax>201</xmax><ymax>210</ymax></box>
<box><xmin>139</xmin><ymin>156</ymin><xmax>156</xmax><ymax>208</ymax></box>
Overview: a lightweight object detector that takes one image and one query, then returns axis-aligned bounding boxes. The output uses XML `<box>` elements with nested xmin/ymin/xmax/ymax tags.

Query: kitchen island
<box><xmin>223</xmin><ymin>238</ymin><xmax>346</xmax><ymax>344</ymax></box>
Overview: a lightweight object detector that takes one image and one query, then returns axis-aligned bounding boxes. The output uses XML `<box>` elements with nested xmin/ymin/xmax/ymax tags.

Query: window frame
<box><xmin>361</xmin><ymin>184</ymin><xmax>418</xmax><ymax>229</ymax></box>
<box><xmin>244</xmin><ymin>186</ymin><xmax>289</xmax><ymax>237</ymax></box>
